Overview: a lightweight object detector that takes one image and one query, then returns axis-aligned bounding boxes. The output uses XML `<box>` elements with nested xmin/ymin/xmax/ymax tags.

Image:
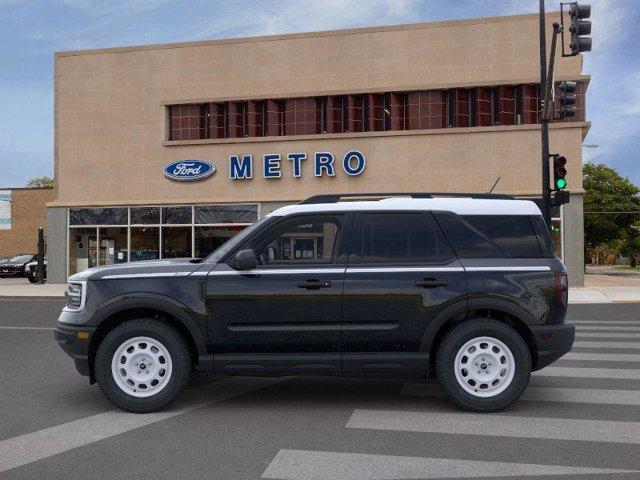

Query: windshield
<box><xmin>204</xmin><ymin>216</ymin><xmax>274</xmax><ymax>264</ymax></box>
<box><xmin>9</xmin><ymin>255</ymin><xmax>33</xmax><ymax>263</ymax></box>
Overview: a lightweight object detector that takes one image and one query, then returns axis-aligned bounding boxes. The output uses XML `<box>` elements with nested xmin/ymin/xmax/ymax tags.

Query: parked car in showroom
<box><xmin>25</xmin><ymin>256</ymin><xmax>47</xmax><ymax>283</ymax></box>
<box><xmin>0</xmin><ymin>254</ymin><xmax>36</xmax><ymax>278</ymax></box>
<box><xmin>55</xmin><ymin>193</ymin><xmax>572</xmax><ymax>414</ymax></box>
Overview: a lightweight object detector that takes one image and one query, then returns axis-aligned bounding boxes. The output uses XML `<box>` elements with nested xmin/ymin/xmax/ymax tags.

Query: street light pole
<box><xmin>539</xmin><ymin>0</ymin><xmax>552</xmax><ymax>228</ymax></box>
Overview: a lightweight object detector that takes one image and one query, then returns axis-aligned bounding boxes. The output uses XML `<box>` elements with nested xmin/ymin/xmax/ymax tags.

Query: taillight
<box><xmin>555</xmin><ymin>271</ymin><xmax>568</xmax><ymax>309</ymax></box>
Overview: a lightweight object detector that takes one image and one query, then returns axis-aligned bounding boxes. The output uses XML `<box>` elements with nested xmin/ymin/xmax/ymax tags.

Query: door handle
<box><xmin>297</xmin><ymin>279</ymin><xmax>331</xmax><ymax>290</ymax></box>
<box><xmin>415</xmin><ymin>278</ymin><xmax>448</xmax><ymax>288</ymax></box>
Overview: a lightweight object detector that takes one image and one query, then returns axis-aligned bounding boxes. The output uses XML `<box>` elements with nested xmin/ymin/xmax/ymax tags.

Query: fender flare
<box><xmin>419</xmin><ymin>295</ymin><xmax>537</xmax><ymax>355</ymax></box>
<box><xmin>89</xmin><ymin>293</ymin><xmax>208</xmax><ymax>356</ymax></box>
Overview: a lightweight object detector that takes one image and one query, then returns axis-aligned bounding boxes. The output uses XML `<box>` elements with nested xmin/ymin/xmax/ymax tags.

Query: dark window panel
<box><xmin>469</xmin><ymin>88</ymin><xmax>477</xmax><ymax>127</ymax></box>
<box><xmin>515</xmin><ymin>85</ymin><xmax>523</xmax><ymax>124</ymax></box>
<box><xmin>247</xmin><ymin>100</ymin><xmax>265</xmax><ymax>137</ymax></box>
<box><xmin>162</xmin><ymin>227</ymin><xmax>192</xmax><ymax>258</ymax></box>
<box><xmin>326</xmin><ymin>95</ymin><xmax>346</xmax><ymax>133</ymax></box>
<box><xmin>476</xmin><ymin>87</ymin><xmax>493</xmax><ymax>126</ymax></box>
<box><xmin>195</xmin><ymin>204</ymin><xmax>258</xmax><ymax>224</ymax></box>
<box><xmin>69</xmin><ymin>208</ymin><xmax>128</xmax><ymax>226</ymax></box>
<box><xmin>347</xmin><ymin>94</ymin><xmax>365</xmax><ymax>133</ymax></box>
<box><xmin>208</xmin><ymin>102</ymin><xmax>227</xmax><ymax>139</ymax></box>
<box><xmin>453</xmin><ymin>89</ymin><xmax>470</xmax><ymax>127</ymax></box>
<box><xmin>130</xmin><ymin>227</ymin><xmax>160</xmax><ymax>262</ymax></box>
<box><xmin>195</xmin><ymin>226</ymin><xmax>246</xmax><ymax>258</ymax></box>
<box><xmin>462</xmin><ymin>215</ymin><xmax>542</xmax><ymax>258</ymax></box>
<box><xmin>266</xmin><ymin>99</ymin><xmax>285</xmax><ymax>136</ymax></box>
<box><xmin>168</xmin><ymin>104</ymin><xmax>205</xmax><ymax>141</ymax></box>
<box><xmin>387</xmin><ymin>92</ymin><xmax>406</xmax><ymax>130</ymax></box>
<box><xmin>284</xmin><ymin>98</ymin><xmax>318</xmax><ymax>136</ymax></box>
<box><xmin>130</xmin><ymin>207</ymin><xmax>160</xmax><ymax>225</ymax></box>
<box><xmin>497</xmin><ymin>86</ymin><xmax>516</xmax><ymax>126</ymax></box>
<box><xmin>522</xmin><ymin>84</ymin><xmax>539</xmax><ymax>124</ymax></box>
<box><xmin>162</xmin><ymin>206</ymin><xmax>192</xmax><ymax>225</ymax></box>
<box><xmin>407</xmin><ymin>91</ymin><xmax>445</xmax><ymax>130</ymax></box>
<box><xmin>227</xmin><ymin>101</ymin><xmax>246</xmax><ymax>138</ymax></box>
<box><xmin>368</xmin><ymin>93</ymin><xmax>385</xmax><ymax>131</ymax></box>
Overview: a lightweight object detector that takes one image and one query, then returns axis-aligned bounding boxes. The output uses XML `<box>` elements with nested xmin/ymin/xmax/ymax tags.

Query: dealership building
<box><xmin>47</xmin><ymin>12</ymin><xmax>589</xmax><ymax>285</ymax></box>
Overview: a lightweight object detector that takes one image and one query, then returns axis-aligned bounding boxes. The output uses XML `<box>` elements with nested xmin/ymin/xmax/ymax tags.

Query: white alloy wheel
<box><xmin>453</xmin><ymin>336</ymin><xmax>515</xmax><ymax>398</ymax></box>
<box><xmin>110</xmin><ymin>336</ymin><xmax>173</xmax><ymax>398</ymax></box>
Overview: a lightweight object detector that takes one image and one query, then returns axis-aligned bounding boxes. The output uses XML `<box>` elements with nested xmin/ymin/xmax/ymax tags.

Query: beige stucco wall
<box><xmin>52</xmin><ymin>13</ymin><xmax>586</xmax><ymax>207</ymax></box>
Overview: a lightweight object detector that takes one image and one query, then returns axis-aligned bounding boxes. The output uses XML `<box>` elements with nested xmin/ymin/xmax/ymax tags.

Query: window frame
<box><xmin>349</xmin><ymin>211</ymin><xmax>457</xmax><ymax>267</ymax></box>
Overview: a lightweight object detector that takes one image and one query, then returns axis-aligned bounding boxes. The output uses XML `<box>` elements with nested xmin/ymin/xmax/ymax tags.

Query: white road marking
<box><xmin>578</xmin><ymin>332</ymin><xmax>640</xmax><ymax>339</ymax></box>
<box><xmin>0</xmin><ymin>376</ymin><xmax>288</xmax><ymax>473</ymax></box>
<box><xmin>261</xmin><ymin>449</ymin><xmax>637</xmax><ymax>479</ymax></box>
<box><xmin>535</xmin><ymin>366</ymin><xmax>640</xmax><ymax>380</ymax></box>
<box><xmin>563</xmin><ymin>352</ymin><xmax>640</xmax><ymax>362</ymax></box>
<box><xmin>346</xmin><ymin>409</ymin><xmax>640</xmax><ymax>444</ymax></box>
<box><xmin>0</xmin><ymin>326</ymin><xmax>54</xmax><ymax>330</ymax></box>
<box><xmin>401</xmin><ymin>382</ymin><xmax>640</xmax><ymax>405</ymax></box>
<box><xmin>572</xmin><ymin>320</ymin><xmax>640</xmax><ymax>325</ymax></box>
<box><xmin>576</xmin><ymin>326</ymin><xmax>640</xmax><ymax>332</ymax></box>
<box><xmin>574</xmin><ymin>341</ymin><xmax>640</xmax><ymax>349</ymax></box>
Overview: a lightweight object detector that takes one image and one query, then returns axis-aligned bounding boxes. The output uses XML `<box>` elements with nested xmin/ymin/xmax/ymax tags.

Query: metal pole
<box><xmin>539</xmin><ymin>0</ymin><xmax>552</xmax><ymax>228</ymax></box>
<box><xmin>37</xmin><ymin>227</ymin><xmax>45</xmax><ymax>284</ymax></box>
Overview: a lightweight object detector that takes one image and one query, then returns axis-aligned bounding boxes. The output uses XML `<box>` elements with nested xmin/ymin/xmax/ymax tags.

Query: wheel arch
<box><xmin>421</xmin><ymin>297</ymin><xmax>539</xmax><ymax>372</ymax></box>
<box><xmin>86</xmin><ymin>294</ymin><xmax>208</xmax><ymax>383</ymax></box>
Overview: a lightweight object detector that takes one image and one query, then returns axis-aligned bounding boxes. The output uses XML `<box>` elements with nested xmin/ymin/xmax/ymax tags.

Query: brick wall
<box><xmin>0</xmin><ymin>188</ymin><xmax>54</xmax><ymax>257</ymax></box>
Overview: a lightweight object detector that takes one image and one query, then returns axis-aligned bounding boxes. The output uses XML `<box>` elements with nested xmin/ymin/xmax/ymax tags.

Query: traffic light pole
<box><xmin>539</xmin><ymin>0</ymin><xmax>552</xmax><ymax>228</ymax></box>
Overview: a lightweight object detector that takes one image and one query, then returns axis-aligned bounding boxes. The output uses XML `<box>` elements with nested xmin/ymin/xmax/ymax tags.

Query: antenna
<box><xmin>488</xmin><ymin>177</ymin><xmax>501</xmax><ymax>194</ymax></box>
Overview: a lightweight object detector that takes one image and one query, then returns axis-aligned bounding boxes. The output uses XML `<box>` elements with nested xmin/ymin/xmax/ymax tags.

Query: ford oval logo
<box><xmin>164</xmin><ymin>160</ymin><xmax>215</xmax><ymax>181</ymax></box>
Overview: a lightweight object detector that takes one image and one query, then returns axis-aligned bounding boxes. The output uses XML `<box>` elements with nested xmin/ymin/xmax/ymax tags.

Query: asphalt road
<box><xmin>1</xmin><ymin>300</ymin><xmax>639</xmax><ymax>480</ymax></box>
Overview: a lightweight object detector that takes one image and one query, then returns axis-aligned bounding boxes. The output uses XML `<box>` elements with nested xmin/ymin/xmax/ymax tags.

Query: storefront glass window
<box><xmin>131</xmin><ymin>207</ymin><xmax>160</xmax><ymax>225</ymax></box>
<box><xmin>162</xmin><ymin>227</ymin><xmax>192</xmax><ymax>258</ymax></box>
<box><xmin>162</xmin><ymin>206</ymin><xmax>192</xmax><ymax>224</ymax></box>
<box><xmin>69</xmin><ymin>208</ymin><xmax>127</xmax><ymax>226</ymax></box>
<box><xmin>130</xmin><ymin>227</ymin><xmax>160</xmax><ymax>261</ymax></box>
<box><xmin>195</xmin><ymin>204</ymin><xmax>258</xmax><ymax>224</ymax></box>
<box><xmin>68</xmin><ymin>227</ymin><xmax>98</xmax><ymax>275</ymax></box>
<box><xmin>99</xmin><ymin>227</ymin><xmax>129</xmax><ymax>265</ymax></box>
<box><xmin>194</xmin><ymin>226</ymin><xmax>246</xmax><ymax>258</ymax></box>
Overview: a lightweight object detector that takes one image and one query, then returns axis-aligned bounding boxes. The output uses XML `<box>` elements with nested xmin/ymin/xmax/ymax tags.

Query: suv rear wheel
<box><xmin>436</xmin><ymin>318</ymin><xmax>531</xmax><ymax>412</ymax></box>
<box><xmin>95</xmin><ymin>318</ymin><xmax>191</xmax><ymax>413</ymax></box>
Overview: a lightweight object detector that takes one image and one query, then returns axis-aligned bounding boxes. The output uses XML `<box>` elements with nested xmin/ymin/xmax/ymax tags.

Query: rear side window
<box><xmin>530</xmin><ymin>215</ymin><xmax>556</xmax><ymax>257</ymax></box>
<box><xmin>354</xmin><ymin>212</ymin><xmax>454</xmax><ymax>264</ymax></box>
<box><xmin>434</xmin><ymin>213</ymin><xmax>542</xmax><ymax>258</ymax></box>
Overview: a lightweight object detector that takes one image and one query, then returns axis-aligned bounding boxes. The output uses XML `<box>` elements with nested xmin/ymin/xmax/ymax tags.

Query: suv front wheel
<box><xmin>95</xmin><ymin>318</ymin><xmax>191</xmax><ymax>413</ymax></box>
<box><xmin>436</xmin><ymin>319</ymin><xmax>531</xmax><ymax>412</ymax></box>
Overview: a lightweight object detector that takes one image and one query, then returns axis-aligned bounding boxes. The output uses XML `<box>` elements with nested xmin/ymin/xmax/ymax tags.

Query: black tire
<box><xmin>435</xmin><ymin>318</ymin><xmax>531</xmax><ymax>412</ymax></box>
<box><xmin>95</xmin><ymin>318</ymin><xmax>192</xmax><ymax>413</ymax></box>
<box><xmin>27</xmin><ymin>274</ymin><xmax>37</xmax><ymax>284</ymax></box>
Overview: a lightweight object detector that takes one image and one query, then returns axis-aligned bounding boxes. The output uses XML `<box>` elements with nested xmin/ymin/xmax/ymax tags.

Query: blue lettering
<box><xmin>287</xmin><ymin>153</ymin><xmax>306</xmax><ymax>178</ymax></box>
<box><xmin>342</xmin><ymin>150</ymin><xmax>366</xmax><ymax>176</ymax></box>
<box><xmin>314</xmin><ymin>152</ymin><xmax>335</xmax><ymax>177</ymax></box>
<box><xmin>229</xmin><ymin>155</ymin><xmax>253</xmax><ymax>179</ymax></box>
<box><xmin>263</xmin><ymin>154</ymin><xmax>281</xmax><ymax>178</ymax></box>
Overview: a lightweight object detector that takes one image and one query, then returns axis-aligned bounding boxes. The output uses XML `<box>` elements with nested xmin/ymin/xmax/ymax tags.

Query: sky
<box><xmin>0</xmin><ymin>0</ymin><xmax>638</xmax><ymax>187</ymax></box>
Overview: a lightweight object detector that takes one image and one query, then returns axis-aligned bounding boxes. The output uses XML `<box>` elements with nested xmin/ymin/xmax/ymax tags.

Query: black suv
<box><xmin>55</xmin><ymin>193</ymin><xmax>573</xmax><ymax>413</ymax></box>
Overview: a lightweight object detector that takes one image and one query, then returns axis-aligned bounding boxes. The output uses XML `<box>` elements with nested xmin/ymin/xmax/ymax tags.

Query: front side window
<box><xmin>355</xmin><ymin>212</ymin><xmax>454</xmax><ymax>264</ymax></box>
<box><xmin>244</xmin><ymin>215</ymin><xmax>342</xmax><ymax>266</ymax></box>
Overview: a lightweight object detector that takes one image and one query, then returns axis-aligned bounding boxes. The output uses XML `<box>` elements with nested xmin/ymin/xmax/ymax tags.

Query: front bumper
<box><xmin>530</xmin><ymin>323</ymin><xmax>575</xmax><ymax>371</ymax></box>
<box><xmin>54</xmin><ymin>323</ymin><xmax>95</xmax><ymax>377</ymax></box>
<box><xmin>0</xmin><ymin>268</ymin><xmax>22</xmax><ymax>276</ymax></box>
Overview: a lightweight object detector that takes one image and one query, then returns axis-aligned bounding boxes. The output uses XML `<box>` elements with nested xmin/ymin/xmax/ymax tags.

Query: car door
<box><xmin>206</xmin><ymin>213</ymin><xmax>350</xmax><ymax>374</ymax></box>
<box><xmin>341</xmin><ymin>211</ymin><xmax>467</xmax><ymax>374</ymax></box>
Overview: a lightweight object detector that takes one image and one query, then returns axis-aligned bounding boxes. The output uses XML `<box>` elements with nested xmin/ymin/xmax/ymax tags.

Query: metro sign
<box><xmin>229</xmin><ymin>150</ymin><xmax>366</xmax><ymax>179</ymax></box>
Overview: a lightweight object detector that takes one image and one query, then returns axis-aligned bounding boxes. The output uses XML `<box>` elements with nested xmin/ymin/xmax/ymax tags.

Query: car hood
<box><xmin>68</xmin><ymin>258</ymin><xmax>204</xmax><ymax>281</ymax></box>
<box><xmin>1</xmin><ymin>263</ymin><xmax>22</xmax><ymax>268</ymax></box>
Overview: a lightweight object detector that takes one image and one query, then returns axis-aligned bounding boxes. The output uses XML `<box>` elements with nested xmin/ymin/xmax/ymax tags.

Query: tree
<box><xmin>583</xmin><ymin>163</ymin><xmax>640</xmax><ymax>249</ymax></box>
<box><xmin>26</xmin><ymin>176</ymin><xmax>54</xmax><ymax>188</ymax></box>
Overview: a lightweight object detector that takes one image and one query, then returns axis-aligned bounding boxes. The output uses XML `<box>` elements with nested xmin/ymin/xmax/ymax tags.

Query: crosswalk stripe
<box><xmin>261</xmin><ymin>449</ymin><xmax>638</xmax><ymax>479</ymax></box>
<box><xmin>0</xmin><ymin>376</ymin><xmax>288</xmax><ymax>473</ymax></box>
<box><xmin>574</xmin><ymin>340</ymin><xmax>640</xmax><ymax>349</ymax></box>
<box><xmin>534</xmin><ymin>366</ymin><xmax>640</xmax><ymax>380</ymax></box>
<box><xmin>401</xmin><ymin>382</ymin><xmax>640</xmax><ymax>405</ymax></box>
<box><xmin>345</xmin><ymin>409</ymin><xmax>640</xmax><ymax>444</ymax></box>
<box><xmin>563</xmin><ymin>352</ymin><xmax>640</xmax><ymax>361</ymax></box>
<box><xmin>572</xmin><ymin>320</ymin><xmax>640</xmax><ymax>325</ymax></box>
<box><xmin>576</xmin><ymin>326</ymin><xmax>640</xmax><ymax>332</ymax></box>
<box><xmin>578</xmin><ymin>332</ymin><xmax>640</xmax><ymax>339</ymax></box>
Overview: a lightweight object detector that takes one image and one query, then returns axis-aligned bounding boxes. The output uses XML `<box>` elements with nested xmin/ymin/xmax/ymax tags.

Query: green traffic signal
<box><xmin>555</xmin><ymin>178</ymin><xmax>567</xmax><ymax>190</ymax></box>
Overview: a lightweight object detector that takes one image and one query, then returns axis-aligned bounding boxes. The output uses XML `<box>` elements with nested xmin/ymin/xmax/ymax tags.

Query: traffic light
<box><xmin>552</xmin><ymin>154</ymin><xmax>568</xmax><ymax>190</ymax></box>
<box><xmin>558</xmin><ymin>81</ymin><xmax>577</xmax><ymax>119</ymax></box>
<box><xmin>551</xmin><ymin>190</ymin><xmax>570</xmax><ymax>207</ymax></box>
<box><xmin>569</xmin><ymin>3</ymin><xmax>592</xmax><ymax>55</ymax></box>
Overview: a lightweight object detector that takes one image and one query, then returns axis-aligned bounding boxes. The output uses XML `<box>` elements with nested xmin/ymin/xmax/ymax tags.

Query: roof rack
<box><xmin>298</xmin><ymin>192</ymin><xmax>515</xmax><ymax>204</ymax></box>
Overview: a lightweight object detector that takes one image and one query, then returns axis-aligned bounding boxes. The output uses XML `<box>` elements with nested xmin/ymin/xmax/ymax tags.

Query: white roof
<box><xmin>267</xmin><ymin>197</ymin><xmax>542</xmax><ymax>217</ymax></box>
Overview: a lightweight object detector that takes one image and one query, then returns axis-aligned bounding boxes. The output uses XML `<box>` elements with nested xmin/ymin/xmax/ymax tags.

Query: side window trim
<box><xmin>233</xmin><ymin>213</ymin><xmax>346</xmax><ymax>268</ymax></box>
<box><xmin>349</xmin><ymin>211</ymin><xmax>457</xmax><ymax>266</ymax></box>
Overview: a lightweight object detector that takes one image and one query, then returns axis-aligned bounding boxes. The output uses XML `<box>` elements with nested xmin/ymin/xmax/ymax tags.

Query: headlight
<box><xmin>65</xmin><ymin>282</ymin><xmax>86</xmax><ymax>310</ymax></box>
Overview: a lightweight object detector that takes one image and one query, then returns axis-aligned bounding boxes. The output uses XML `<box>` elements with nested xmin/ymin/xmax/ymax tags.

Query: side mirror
<box><xmin>231</xmin><ymin>248</ymin><xmax>258</xmax><ymax>270</ymax></box>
